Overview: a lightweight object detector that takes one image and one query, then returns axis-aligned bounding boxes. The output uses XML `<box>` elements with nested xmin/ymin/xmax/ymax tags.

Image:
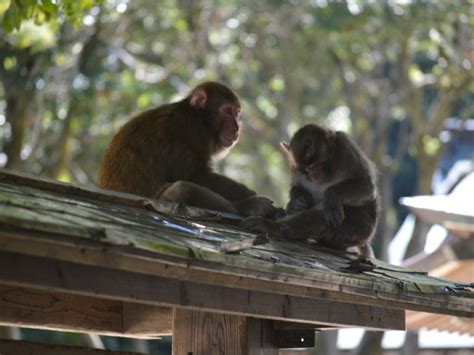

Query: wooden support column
<box><xmin>172</xmin><ymin>308</ymin><xmax>278</xmax><ymax>355</ymax></box>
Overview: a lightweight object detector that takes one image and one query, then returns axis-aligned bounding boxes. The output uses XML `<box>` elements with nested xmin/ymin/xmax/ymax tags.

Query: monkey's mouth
<box><xmin>220</xmin><ymin>133</ymin><xmax>238</xmax><ymax>147</ymax></box>
<box><xmin>303</xmin><ymin>163</ymin><xmax>325</xmax><ymax>183</ymax></box>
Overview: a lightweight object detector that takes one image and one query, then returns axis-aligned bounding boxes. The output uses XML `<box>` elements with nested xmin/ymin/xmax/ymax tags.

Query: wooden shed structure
<box><xmin>0</xmin><ymin>169</ymin><xmax>473</xmax><ymax>354</ymax></box>
<box><xmin>402</xmin><ymin>193</ymin><xmax>474</xmax><ymax>336</ymax></box>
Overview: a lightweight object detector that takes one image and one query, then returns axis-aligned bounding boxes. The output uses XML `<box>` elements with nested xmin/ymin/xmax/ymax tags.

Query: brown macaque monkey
<box><xmin>241</xmin><ymin>124</ymin><xmax>379</xmax><ymax>257</ymax></box>
<box><xmin>98</xmin><ymin>81</ymin><xmax>278</xmax><ymax>217</ymax></box>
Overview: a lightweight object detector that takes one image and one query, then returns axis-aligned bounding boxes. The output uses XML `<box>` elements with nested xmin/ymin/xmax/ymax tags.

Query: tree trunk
<box><xmin>43</xmin><ymin>104</ymin><xmax>77</xmax><ymax>179</ymax></box>
<box><xmin>4</xmin><ymin>92</ymin><xmax>32</xmax><ymax>170</ymax></box>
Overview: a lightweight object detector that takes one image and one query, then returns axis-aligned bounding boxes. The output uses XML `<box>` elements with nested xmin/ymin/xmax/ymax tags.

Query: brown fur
<box><xmin>98</xmin><ymin>82</ymin><xmax>278</xmax><ymax>217</ymax></box>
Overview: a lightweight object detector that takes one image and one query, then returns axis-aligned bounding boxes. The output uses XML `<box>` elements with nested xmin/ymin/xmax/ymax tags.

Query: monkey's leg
<box><xmin>278</xmin><ymin>208</ymin><xmax>328</xmax><ymax>240</ymax></box>
<box><xmin>157</xmin><ymin>180</ymin><xmax>238</xmax><ymax>214</ymax></box>
<box><xmin>318</xmin><ymin>204</ymin><xmax>377</xmax><ymax>251</ymax></box>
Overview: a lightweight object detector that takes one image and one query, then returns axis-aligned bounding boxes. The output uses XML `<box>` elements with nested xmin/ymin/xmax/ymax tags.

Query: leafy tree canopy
<box><xmin>1</xmin><ymin>0</ymin><xmax>102</xmax><ymax>32</ymax></box>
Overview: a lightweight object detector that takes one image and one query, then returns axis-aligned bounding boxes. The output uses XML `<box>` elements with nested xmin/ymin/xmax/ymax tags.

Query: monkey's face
<box><xmin>285</xmin><ymin>125</ymin><xmax>331</xmax><ymax>184</ymax></box>
<box><xmin>293</xmin><ymin>145</ymin><xmax>329</xmax><ymax>183</ymax></box>
<box><xmin>217</xmin><ymin>103</ymin><xmax>241</xmax><ymax>148</ymax></box>
<box><xmin>208</xmin><ymin>103</ymin><xmax>241</xmax><ymax>162</ymax></box>
<box><xmin>189</xmin><ymin>82</ymin><xmax>242</xmax><ymax>159</ymax></box>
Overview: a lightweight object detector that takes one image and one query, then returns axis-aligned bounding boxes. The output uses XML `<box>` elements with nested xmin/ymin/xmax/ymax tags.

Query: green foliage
<box><xmin>0</xmin><ymin>0</ymin><xmax>473</xmax><ymax>199</ymax></box>
<box><xmin>1</xmin><ymin>0</ymin><xmax>102</xmax><ymax>32</ymax></box>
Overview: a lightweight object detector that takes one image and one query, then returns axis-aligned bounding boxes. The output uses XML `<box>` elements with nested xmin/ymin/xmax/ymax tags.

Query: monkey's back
<box><xmin>98</xmin><ymin>104</ymin><xmax>212</xmax><ymax>198</ymax></box>
<box><xmin>322</xmin><ymin>133</ymin><xmax>379</xmax><ymax>248</ymax></box>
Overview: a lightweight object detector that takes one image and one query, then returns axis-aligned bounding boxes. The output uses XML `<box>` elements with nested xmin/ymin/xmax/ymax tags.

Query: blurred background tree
<box><xmin>1</xmin><ymin>0</ymin><xmax>473</xmax><ymax>354</ymax></box>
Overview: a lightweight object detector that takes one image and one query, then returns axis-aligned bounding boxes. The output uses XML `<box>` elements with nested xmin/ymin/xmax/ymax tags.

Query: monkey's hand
<box><xmin>286</xmin><ymin>195</ymin><xmax>313</xmax><ymax>215</ymax></box>
<box><xmin>323</xmin><ymin>192</ymin><xmax>345</xmax><ymax>227</ymax></box>
<box><xmin>234</xmin><ymin>195</ymin><xmax>280</xmax><ymax>218</ymax></box>
<box><xmin>240</xmin><ymin>216</ymin><xmax>285</xmax><ymax>238</ymax></box>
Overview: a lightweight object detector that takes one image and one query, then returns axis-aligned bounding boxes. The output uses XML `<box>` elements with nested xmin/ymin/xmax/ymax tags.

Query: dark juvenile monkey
<box><xmin>98</xmin><ymin>81</ymin><xmax>278</xmax><ymax>217</ymax></box>
<box><xmin>241</xmin><ymin>124</ymin><xmax>378</xmax><ymax>257</ymax></box>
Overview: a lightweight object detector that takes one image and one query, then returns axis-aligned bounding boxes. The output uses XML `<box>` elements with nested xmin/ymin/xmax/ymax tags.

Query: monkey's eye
<box><xmin>304</xmin><ymin>147</ymin><xmax>314</xmax><ymax>161</ymax></box>
<box><xmin>225</xmin><ymin>107</ymin><xmax>233</xmax><ymax>115</ymax></box>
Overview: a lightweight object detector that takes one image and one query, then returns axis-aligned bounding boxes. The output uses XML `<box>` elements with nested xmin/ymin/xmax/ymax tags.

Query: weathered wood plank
<box><xmin>0</xmin><ymin>339</ymin><xmax>140</xmax><ymax>355</ymax></box>
<box><xmin>1</xmin><ymin>229</ymin><xmax>471</xmax><ymax>317</ymax></box>
<box><xmin>0</xmin><ymin>169</ymin><xmax>241</xmax><ymax>222</ymax></box>
<box><xmin>0</xmin><ymin>284</ymin><xmax>122</xmax><ymax>335</ymax></box>
<box><xmin>246</xmin><ymin>318</ymin><xmax>279</xmax><ymax>354</ymax></box>
<box><xmin>123</xmin><ymin>303</ymin><xmax>172</xmax><ymax>336</ymax></box>
<box><xmin>0</xmin><ymin>285</ymin><xmax>172</xmax><ymax>338</ymax></box>
<box><xmin>0</xmin><ymin>169</ymin><xmax>144</xmax><ymax>208</ymax></box>
<box><xmin>173</xmin><ymin>309</ymin><xmax>248</xmax><ymax>355</ymax></box>
<box><xmin>172</xmin><ymin>309</ymin><xmax>278</xmax><ymax>355</ymax></box>
<box><xmin>0</xmin><ymin>251</ymin><xmax>405</xmax><ymax>330</ymax></box>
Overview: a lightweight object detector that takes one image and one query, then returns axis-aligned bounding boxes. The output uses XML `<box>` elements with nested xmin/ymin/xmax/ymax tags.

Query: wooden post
<box><xmin>172</xmin><ymin>308</ymin><xmax>278</xmax><ymax>355</ymax></box>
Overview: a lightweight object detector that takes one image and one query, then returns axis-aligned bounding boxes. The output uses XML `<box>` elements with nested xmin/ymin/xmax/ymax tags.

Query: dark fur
<box><xmin>98</xmin><ymin>82</ymin><xmax>277</xmax><ymax>217</ymax></box>
<box><xmin>242</xmin><ymin>124</ymin><xmax>378</xmax><ymax>256</ymax></box>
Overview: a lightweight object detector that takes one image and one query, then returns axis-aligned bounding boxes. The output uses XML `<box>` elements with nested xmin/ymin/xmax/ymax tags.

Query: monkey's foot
<box><xmin>240</xmin><ymin>216</ymin><xmax>285</xmax><ymax>238</ymax></box>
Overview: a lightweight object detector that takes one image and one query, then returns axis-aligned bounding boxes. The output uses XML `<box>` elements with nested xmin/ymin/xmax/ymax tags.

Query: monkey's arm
<box><xmin>286</xmin><ymin>185</ymin><xmax>314</xmax><ymax>214</ymax></box>
<box><xmin>157</xmin><ymin>181</ymin><xmax>238</xmax><ymax>214</ymax></box>
<box><xmin>192</xmin><ymin>172</ymin><xmax>256</xmax><ymax>201</ymax></box>
<box><xmin>327</xmin><ymin>177</ymin><xmax>376</xmax><ymax>205</ymax></box>
<box><xmin>324</xmin><ymin>177</ymin><xmax>376</xmax><ymax>226</ymax></box>
<box><xmin>241</xmin><ymin>208</ymin><xmax>326</xmax><ymax>240</ymax></box>
<box><xmin>191</xmin><ymin>172</ymin><xmax>281</xmax><ymax>218</ymax></box>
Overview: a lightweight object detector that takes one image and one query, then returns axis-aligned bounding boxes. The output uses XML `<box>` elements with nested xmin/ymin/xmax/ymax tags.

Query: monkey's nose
<box><xmin>305</xmin><ymin>164</ymin><xmax>315</xmax><ymax>172</ymax></box>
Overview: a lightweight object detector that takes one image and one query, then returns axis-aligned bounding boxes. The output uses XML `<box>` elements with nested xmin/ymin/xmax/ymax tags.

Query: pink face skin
<box><xmin>304</xmin><ymin>163</ymin><xmax>326</xmax><ymax>183</ymax></box>
<box><xmin>282</xmin><ymin>144</ymin><xmax>327</xmax><ymax>184</ymax></box>
<box><xmin>219</xmin><ymin>103</ymin><xmax>241</xmax><ymax>147</ymax></box>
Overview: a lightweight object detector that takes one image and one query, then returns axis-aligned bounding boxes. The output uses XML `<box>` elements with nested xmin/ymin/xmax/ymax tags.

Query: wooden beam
<box><xmin>0</xmin><ymin>285</ymin><xmax>172</xmax><ymax>338</ymax></box>
<box><xmin>123</xmin><ymin>302</ymin><xmax>172</xmax><ymax>336</ymax></box>
<box><xmin>1</xmin><ymin>229</ymin><xmax>471</xmax><ymax>318</ymax></box>
<box><xmin>0</xmin><ymin>339</ymin><xmax>140</xmax><ymax>354</ymax></box>
<box><xmin>0</xmin><ymin>251</ymin><xmax>405</xmax><ymax>330</ymax></box>
<box><xmin>172</xmin><ymin>309</ymin><xmax>278</xmax><ymax>354</ymax></box>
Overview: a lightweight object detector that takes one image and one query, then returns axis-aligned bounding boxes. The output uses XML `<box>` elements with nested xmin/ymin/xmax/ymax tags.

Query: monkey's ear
<box><xmin>280</xmin><ymin>142</ymin><xmax>290</xmax><ymax>153</ymax></box>
<box><xmin>190</xmin><ymin>88</ymin><xmax>207</xmax><ymax>108</ymax></box>
<box><xmin>325</xmin><ymin>130</ymin><xmax>336</xmax><ymax>144</ymax></box>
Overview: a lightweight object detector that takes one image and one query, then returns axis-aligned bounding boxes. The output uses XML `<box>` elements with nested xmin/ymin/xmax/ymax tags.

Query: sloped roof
<box><xmin>0</xmin><ymin>169</ymin><xmax>473</xmax><ymax>332</ymax></box>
